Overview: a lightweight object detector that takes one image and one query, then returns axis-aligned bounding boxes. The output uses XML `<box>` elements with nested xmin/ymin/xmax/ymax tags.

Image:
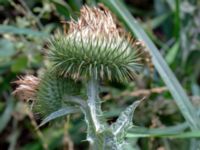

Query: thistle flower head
<box><xmin>12</xmin><ymin>75</ymin><xmax>40</xmax><ymax>102</ymax></box>
<box><xmin>48</xmin><ymin>6</ymin><xmax>145</xmax><ymax>82</ymax></box>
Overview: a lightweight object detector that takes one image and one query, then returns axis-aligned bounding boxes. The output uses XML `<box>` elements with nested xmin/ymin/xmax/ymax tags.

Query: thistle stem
<box><xmin>86</xmin><ymin>76</ymin><xmax>119</xmax><ymax>150</ymax></box>
<box><xmin>87</xmin><ymin>76</ymin><xmax>103</xmax><ymax>132</ymax></box>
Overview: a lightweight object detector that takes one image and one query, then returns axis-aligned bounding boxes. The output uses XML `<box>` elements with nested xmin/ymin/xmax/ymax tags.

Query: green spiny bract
<box><xmin>47</xmin><ymin>5</ymin><xmax>144</xmax><ymax>82</ymax></box>
<box><xmin>48</xmin><ymin>33</ymin><xmax>143</xmax><ymax>82</ymax></box>
<box><xmin>35</xmin><ymin>71</ymin><xmax>81</xmax><ymax>117</ymax></box>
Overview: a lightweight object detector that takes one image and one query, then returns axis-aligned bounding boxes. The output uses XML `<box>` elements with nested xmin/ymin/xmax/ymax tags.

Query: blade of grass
<box><xmin>0</xmin><ymin>97</ymin><xmax>14</xmax><ymax>133</ymax></box>
<box><xmin>143</xmin><ymin>13</ymin><xmax>170</xmax><ymax>30</ymax></box>
<box><xmin>0</xmin><ymin>25</ymin><xmax>49</xmax><ymax>37</ymax></box>
<box><xmin>173</xmin><ymin>0</ymin><xmax>180</xmax><ymax>40</ymax></box>
<box><xmin>127</xmin><ymin>130</ymin><xmax>200</xmax><ymax>139</ymax></box>
<box><xmin>165</xmin><ymin>41</ymin><xmax>179</xmax><ymax>65</ymax></box>
<box><xmin>165</xmin><ymin>0</ymin><xmax>176</xmax><ymax>11</ymax></box>
<box><xmin>101</xmin><ymin>0</ymin><xmax>200</xmax><ymax>130</ymax></box>
<box><xmin>129</xmin><ymin>122</ymin><xmax>189</xmax><ymax>135</ymax></box>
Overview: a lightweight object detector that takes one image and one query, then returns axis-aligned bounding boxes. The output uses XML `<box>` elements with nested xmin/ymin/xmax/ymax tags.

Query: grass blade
<box><xmin>129</xmin><ymin>122</ymin><xmax>189</xmax><ymax>135</ymax></box>
<box><xmin>165</xmin><ymin>41</ymin><xmax>179</xmax><ymax>64</ymax></box>
<box><xmin>127</xmin><ymin>130</ymin><xmax>200</xmax><ymax>139</ymax></box>
<box><xmin>0</xmin><ymin>98</ymin><xmax>14</xmax><ymax>133</ymax></box>
<box><xmin>0</xmin><ymin>25</ymin><xmax>49</xmax><ymax>37</ymax></box>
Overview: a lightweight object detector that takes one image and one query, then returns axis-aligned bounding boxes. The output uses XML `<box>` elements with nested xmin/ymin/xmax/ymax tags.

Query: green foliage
<box><xmin>0</xmin><ymin>98</ymin><xmax>14</xmax><ymax>132</ymax></box>
<box><xmin>165</xmin><ymin>41</ymin><xmax>179</xmax><ymax>65</ymax></box>
<box><xmin>0</xmin><ymin>39</ymin><xmax>15</xmax><ymax>58</ymax></box>
<box><xmin>101</xmin><ymin>0</ymin><xmax>200</xmax><ymax>130</ymax></box>
<box><xmin>1</xmin><ymin>0</ymin><xmax>200</xmax><ymax>149</ymax></box>
<box><xmin>48</xmin><ymin>33</ymin><xmax>142</xmax><ymax>82</ymax></box>
<box><xmin>0</xmin><ymin>25</ymin><xmax>49</xmax><ymax>37</ymax></box>
<box><xmin>11</xmin><ymin>56</ymin><xmax>28</xmax><ymax>73</ymax></box>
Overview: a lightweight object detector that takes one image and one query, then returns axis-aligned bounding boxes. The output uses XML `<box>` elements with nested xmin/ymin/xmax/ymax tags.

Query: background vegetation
<box><xmin>0</xmin><ymin>0</ymin><xmax>200</xmax><ymax>150</ymax></box>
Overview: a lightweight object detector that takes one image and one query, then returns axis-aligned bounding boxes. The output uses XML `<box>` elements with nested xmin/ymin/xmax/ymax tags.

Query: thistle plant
<box><xmin>13</xmin><ymin>5</ymin><xmax>148</xmax><ymax>150</ymax></box>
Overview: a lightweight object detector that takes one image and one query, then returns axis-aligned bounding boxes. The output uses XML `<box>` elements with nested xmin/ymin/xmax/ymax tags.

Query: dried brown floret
<box><xmin>12</xmin><ymin>75</ymin><xmax>40</xmax><ymax>102</ymax></box>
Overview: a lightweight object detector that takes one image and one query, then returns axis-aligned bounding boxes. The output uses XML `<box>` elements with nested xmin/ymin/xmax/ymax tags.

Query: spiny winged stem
<box><xmin>87</xmin><ymin>75</ymin><xmax>104</xmax><ymax>133</ymax></box>
<box><xmin>85</xmin><ymin>74</ymin><xmax>110</xmax><ymax>150</ymax></box>
<box><xmin>85</xmin><ymin>74</ymin><xmax>141</xmax><ymax>150</ymax></box>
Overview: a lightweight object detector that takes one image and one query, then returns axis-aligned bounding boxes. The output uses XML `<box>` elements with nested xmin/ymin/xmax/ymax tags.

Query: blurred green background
<box><xmin>0</xmin><ymin>0</ymin><xmax>200</xmax><ymax>150</ymax></box>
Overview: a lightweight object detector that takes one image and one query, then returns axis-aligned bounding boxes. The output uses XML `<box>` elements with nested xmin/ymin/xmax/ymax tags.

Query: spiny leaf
<box><xmin>111</xmin><ymin>100</ymin><xmax>142</xmax><ymax>139</ymax></box>
<box><xmin>39</xmin><ymin>107</ymin><xmax>80</xmax><ymax>127</ymax></box>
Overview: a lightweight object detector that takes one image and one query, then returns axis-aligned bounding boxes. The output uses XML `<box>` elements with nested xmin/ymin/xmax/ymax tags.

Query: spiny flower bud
<box><xmin>12</xmin><ymin>75</ymin><xmax>40</xmax><ymax>102</ymax></box>
<box><xmin>48</xmin><ymin>5</ymin><xmax>145</xmax><ymax>82</ymax></box>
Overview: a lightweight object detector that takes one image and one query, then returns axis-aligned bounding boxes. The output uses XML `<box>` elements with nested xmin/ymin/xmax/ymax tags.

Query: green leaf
<box><xmin>68</xmin><ymin>0</ymin><xmax>82</xmax><ymax>11</ymax></box>
<box><xmin>39</xmin><ymin>107</ymin><xmax>80</xmax><ymax>127</ymax></box>
<box><xmin>0</xmin><ymin>98</ymin><xmax>14</xmax><ymax>133</ymax></box>
<box><xmin>165</xmin><ymin>0</ymin><xmax>176</xmax><ymax>11</ymax></box>
<box><xmin>185</xmin><ymin>50</ymin><xmax>200</xmax><ymax>77</ymax></box>
<box><xmin>52</xmin><ymin>0</ymin><xmax>75</xmax><ymax>19</ymax></box>
<box><xmin>0</xmin><ymin>25</ymin><xmax>49</xmax><ymax>37</ymax></box>
<box><xmin>0</xmin><ymin>39</ymin><xmax>15</xmax><ymax>58</ymax></box>
<box><xmin>101</xmin><ymin>0</ymin><xmax>200</xmax><ymax>130</ymax></box>
<box><xmin>111</xmin><ymin>100</ymin><xmax>141</xmax><ymax>137</ymax></box>
<box><xmin>143</xmin><ymin>13</ymin><xmax>170</xmax><ymax>30</ymax></box>
<box><xmin>11</xmin><ymin>56</ymin><xmax>28</xmax><ymax>72</ymax></box>
<box><xmin>165</xmin><ymin>41</ymin><xmax>179</xmax><ymax>65</ymax></box>
<box><xmin>173</xmin><ymin>0</ymin><xmax>180</xmax><ymax>39</ymax></box>
<box><xmin>191</xmin><ymin>82</ymin><xmax>200</xmax><ymax>96</ymax></box>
